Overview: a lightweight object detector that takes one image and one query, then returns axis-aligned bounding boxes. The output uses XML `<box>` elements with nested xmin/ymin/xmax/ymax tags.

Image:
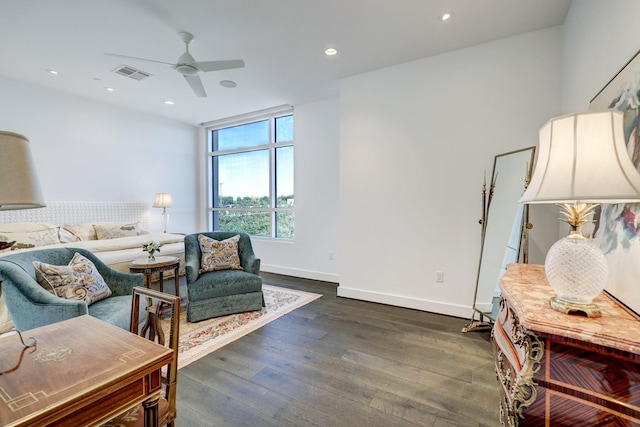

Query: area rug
<box><xmin>171</xmin><ymin>284</ymin><xmax>321</xmax><ymax>369</ymax></box>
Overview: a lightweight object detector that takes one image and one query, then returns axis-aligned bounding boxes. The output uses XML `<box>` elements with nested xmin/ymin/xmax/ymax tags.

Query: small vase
<box><xmin>148</xmin><ymin>252</ymin><xmax>156</xmax><ymax>262</ymax></box>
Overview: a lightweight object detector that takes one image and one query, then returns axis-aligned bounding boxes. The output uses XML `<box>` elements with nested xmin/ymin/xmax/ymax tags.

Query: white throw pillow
<box><xmin>63</xmin><ymin>223</ymin><xmax>98</xmax><ymax>241</ymax></box>
<box><xmin>58</xmin><ymin>227</ymin><xmax>79</xmax><ymax>243</ymax></box>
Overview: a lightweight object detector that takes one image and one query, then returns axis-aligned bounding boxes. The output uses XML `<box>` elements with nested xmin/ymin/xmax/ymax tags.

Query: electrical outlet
<box><xmin>435</xmin><ymin>271</ymin><xmax>444</xmax><ymax>283</ymax></box>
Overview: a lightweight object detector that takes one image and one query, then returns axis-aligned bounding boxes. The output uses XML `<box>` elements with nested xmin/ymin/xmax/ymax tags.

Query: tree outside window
<box><xmin>208</xmin><ymin>110</ymin><xmax>294</xmax><ymax>238</ymax></box>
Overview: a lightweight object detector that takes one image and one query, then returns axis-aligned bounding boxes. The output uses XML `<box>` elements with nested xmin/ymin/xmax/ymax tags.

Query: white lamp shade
<box><xmin>0</xmin><ymin>131</ymin><xmax>46</xmax><ymax>210</ymax></box>
<box><xmin>519</xmin><ymin>110</ymin><xmax>640</xmax><ymax>204</ymax></box>
<box><xmin>153</xmin><ymin>193</ymin><xmax>173</xmax><ymax>208</ymax></box>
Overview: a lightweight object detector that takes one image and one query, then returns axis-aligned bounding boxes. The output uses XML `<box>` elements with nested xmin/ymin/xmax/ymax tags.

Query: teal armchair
<box><xmin>184</xmin><ymin>231</ymin><xmax>264</xmax><ymax>322</ymax></box>
<box><xmin>0</xmin><ymin>247</ymin><xmax>142</xmax><ymax>331</ymax></box>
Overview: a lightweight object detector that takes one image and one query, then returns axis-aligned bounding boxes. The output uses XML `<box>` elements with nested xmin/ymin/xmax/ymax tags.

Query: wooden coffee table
<box><xmin>0</xmin><ymin>315</ymin><xmax>172</xmax><ymax>427</ymax></box>
<box><xmin>129</xmin><ymin>256</ymin><xmax>180</xmax><ymax>297</ymax></box>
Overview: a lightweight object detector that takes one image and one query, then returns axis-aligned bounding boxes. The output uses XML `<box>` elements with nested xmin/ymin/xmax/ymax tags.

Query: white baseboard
<box><xmin>261</xmin><ymin>263</ymin><xmax>339</xmax><ymax>283</ymax></box>
<box><xmin>474</xmin><ymin>301</ymin><xmax>494</xmax><ymax>313</ymax></box>
<box><xmin>337</xmin><ymin>286</ymin><xmax>474</xmax><ymax>319</ymax></box>
<box><xmin>259</xmin><ymin>267</ymin><xmax>474</xmax><ymax>320</ymax></box>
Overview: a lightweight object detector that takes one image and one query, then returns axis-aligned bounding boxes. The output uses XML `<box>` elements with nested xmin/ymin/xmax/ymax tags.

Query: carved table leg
<box><xmin>142</xmin><ymin>392</ymin><xmax>161</xmax><ymax>427</ymax></box>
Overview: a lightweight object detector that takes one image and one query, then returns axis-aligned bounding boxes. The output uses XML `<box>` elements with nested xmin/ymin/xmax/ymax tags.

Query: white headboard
<box><xmin>0</xmin><ymin>201</ymin><xmax>151</xmax><ymax>231</ymax></box>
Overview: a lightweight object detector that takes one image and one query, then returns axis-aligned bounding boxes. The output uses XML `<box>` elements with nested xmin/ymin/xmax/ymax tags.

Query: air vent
<box><xmin>112</xmin><ymin>65</ymin><xmax>152</xmax><ymax>81</ymax></box>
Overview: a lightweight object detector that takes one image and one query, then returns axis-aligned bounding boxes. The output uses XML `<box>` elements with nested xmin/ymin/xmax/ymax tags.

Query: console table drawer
<box><xmin>543</xmin><ymin>340</ymin><xmax>640</xmax><ymax>416</ymax></box>
<box><xmin>546</xmin><ymin>389</ymin><xmax>640</xmax><ymax>426</ymax></box>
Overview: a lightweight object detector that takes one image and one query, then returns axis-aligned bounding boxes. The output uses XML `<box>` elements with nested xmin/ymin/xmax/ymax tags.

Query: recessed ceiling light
<box><xmin>164</xmin><ymin>100</ymin><xmax>175</xmax><ymax>105</ymax></box>
<box><xmin>439</xmin><ymin>12</ymin><xmax>453</xmax><ymax>21</ymax></box>
<box><xmin>219</xmin><ymin>80</ymin><xmax>237</xmax><ymax>88</ymax></box>
<box><xmin>105</xmin><ymin>87</ymin><xmax>114</xmax><ymax>92</ymax></box>
<box><xmin>325</xmin><ymin>48</ymin><xmax>338</xmax><ymax>56</ymax></box>
<box><xmin>47</xmin><ymin>69</ymin><xmax>58</xmax><ymax>75</ymax></box>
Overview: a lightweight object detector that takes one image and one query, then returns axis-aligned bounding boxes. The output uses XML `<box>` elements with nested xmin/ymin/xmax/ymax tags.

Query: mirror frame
<box><xmin>463</xmin><ymin>146</ymin><xmax>536</xmax><ymax>332</ymax></box>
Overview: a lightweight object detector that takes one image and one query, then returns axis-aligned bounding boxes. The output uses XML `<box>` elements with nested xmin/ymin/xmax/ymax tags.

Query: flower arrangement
<box><xmin>142</xmin><ymin>241</ymin><xmax>162</xmax><ymax>261</ymax></box>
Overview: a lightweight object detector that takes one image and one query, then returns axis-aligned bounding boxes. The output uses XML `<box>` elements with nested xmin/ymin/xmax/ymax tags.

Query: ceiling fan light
<box><xmin>176</xmin><ymin>65</ymin><xmax>198</xmax><ymax>76</ymax></box>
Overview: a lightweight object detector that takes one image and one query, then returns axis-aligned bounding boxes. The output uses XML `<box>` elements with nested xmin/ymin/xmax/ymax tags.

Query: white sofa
<box><xmin>0</xmin><ymin>231</ymin><xmax>186</xmax><ymax>273</ymax></box>
<box><xmin>0</xmin><ymin>201</ymin><xmax>186</xmax><ymax>332</ymax></box>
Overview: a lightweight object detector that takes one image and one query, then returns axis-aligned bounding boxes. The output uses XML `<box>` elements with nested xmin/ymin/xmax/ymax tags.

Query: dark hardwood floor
<box><xmin>175</xmin><ymin>273</ymin><xmax>500</xmax><ymax>427</ymax></box>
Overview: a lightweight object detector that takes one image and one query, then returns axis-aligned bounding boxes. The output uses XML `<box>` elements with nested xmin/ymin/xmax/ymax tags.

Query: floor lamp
<box><xmin>0</xmin><ymin>131</ymin><xmax>46</xmax><ymax>347</ymax></box>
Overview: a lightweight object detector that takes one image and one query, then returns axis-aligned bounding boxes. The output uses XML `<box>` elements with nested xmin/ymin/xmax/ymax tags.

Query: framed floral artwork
<box><xmin>590</xmin><ymin>49</ymin><xmax>640</xmax><ymax>316</ymax></box>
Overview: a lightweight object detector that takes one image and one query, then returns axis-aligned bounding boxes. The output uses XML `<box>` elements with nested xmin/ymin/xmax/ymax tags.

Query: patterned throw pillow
<box><xmin>198</xmin><ymin>234</ymin><xmax>243</xmax><ymax>273</ymax></box>
<box><xmin>0</xmin><ymin>228</ymin><xmax>60</xmax><ymax>252</ymax></box>
<box><xmin>33</xmin><ymin>252</ymin><xmax>112</xmax><ymax>305</ymax></box>
<box><xmin>93</xmin><ymin>222</ymin><xmax>140</xmax><ymax>240</ymax></box>
<box><xmin>0</xmin><ymin>222</ymin><xmax>57</xmax><ymax>233</ymax></box>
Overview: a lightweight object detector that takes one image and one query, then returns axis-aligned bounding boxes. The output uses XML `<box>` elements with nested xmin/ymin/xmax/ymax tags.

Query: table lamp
<box><xmin>519</xmin><ymin>110</ymin><xmax>640</xmax><ymax>317</ymax></box>
<box><xmin>153</xmin><ymin>192</ymin><xmax>173</xmax><ymax>233</ymax></box>
<box><xmin>0</xmin><ymin>131</ymin><xmax>46</xmax><ymax>211</ymax></box>
<box><xmin>0</xmin><ymin>131</ymin><xmax>46</xmax><ymax>347</ymax></box>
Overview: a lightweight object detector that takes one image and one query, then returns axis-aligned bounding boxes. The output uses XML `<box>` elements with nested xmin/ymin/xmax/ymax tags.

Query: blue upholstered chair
<box><xmin>0</xmin><ymin>247</ymin><xmax>142</xmax><ymax>331</ymax></box>
<box><xmin>184</xmin><ymin>231</ymin><xmax>264</xmax><ymax>322</ymax></box>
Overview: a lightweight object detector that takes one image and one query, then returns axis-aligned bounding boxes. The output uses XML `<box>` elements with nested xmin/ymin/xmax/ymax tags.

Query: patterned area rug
<box><xmin>172</xmin><ymin>284</ymin><xmax>321</xmax><ymax>369</ymax></box>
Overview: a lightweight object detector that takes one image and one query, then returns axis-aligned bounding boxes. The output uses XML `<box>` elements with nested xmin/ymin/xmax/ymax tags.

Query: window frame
<box><xmin>205</xmin><ymin>105</ymin><xmax>294</xmax><ymax>239</ymax></box>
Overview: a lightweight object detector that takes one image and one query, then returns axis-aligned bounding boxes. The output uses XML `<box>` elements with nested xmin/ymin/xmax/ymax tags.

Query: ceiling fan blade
<box><xmin>184</xmin><ymin>74</ymin><xmax>207</xmax><ymax>97</ymax></box>
<box><xmin>196</xmin><ymin>59</ymin><xmax>245</xmax><ymax>72</ymax></box>
<box><xmin>104</xmin><ymin>53</ymin><xmax>176</xmax><ymax>66</ymax></box>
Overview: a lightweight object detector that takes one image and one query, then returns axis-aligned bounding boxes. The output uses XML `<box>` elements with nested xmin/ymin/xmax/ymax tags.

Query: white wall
<box><xmin>251</xmin><ymin>98</ymin><xmax>341</xmax><ymax>283</ymax></box>
<box><xmin>562</xmin><ymin>1</ymin><xmax>640</xmax><ymax>112</ymax></box>
<box><xmin>0</xmin><ymin>75</ymin><xmax>341</xmax><ymax>283</ymax></box>
<box><xmin>560</xmin><ymin>0</ymin><xmax>640</xmax><ymax>316</ymax></box>
<box><xmin>0</xmin><ymin>76</ymin><xmax>200</xmax><ymax>233</ymax></box>
<box><xmin>338</xmin><ymin>27</ymin><xmax>563</xmax><ymax>318</ymax></box>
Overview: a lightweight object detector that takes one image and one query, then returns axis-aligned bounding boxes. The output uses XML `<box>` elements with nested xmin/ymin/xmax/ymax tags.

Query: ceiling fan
<box><xmin>105</xmin><ymin>31</ymin><xmax>244</xmax><ymax>97</ymax></box>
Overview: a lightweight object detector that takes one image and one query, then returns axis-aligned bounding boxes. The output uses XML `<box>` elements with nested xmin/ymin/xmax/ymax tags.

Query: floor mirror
<box><xmin>462</xmin><ymin>146</ymin><xmax>536</xmax><ymax>333</ymax></box>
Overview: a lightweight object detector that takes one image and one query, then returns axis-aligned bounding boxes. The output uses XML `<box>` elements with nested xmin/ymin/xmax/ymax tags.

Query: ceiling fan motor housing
<box><xmin>176</xmin><ymin>50</ymin><xmax>199</xmax><ymax>75</ymax></box>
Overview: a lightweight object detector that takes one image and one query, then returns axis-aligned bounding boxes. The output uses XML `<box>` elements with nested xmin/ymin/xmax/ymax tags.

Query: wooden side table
<box><xmin>129</xmin><ymin>256</ymin><xmax>180</xmax><ymax>297</ymax></box>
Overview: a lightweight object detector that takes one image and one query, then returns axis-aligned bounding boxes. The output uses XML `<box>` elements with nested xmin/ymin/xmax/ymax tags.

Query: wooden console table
<box><xmin>0</xmin><ymin>315</ymin><xmax>173</xmax><ymax>427</ymax></box>
<box><xmin>493</xmin><ymin>263</ymin><xmax>640</xmax><ymax>426</ymax></box>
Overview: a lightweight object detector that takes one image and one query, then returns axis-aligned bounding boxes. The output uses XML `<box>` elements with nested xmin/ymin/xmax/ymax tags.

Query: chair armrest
<box><xmin>100</xmin><ymin>269</ymin><xmax>144</xmax><ymax>297</ymax></box>
<box><xmin>184</xmin><ymin>234</ymin><xmax>202</xmax><ymax>284</ymax></box>
<box><xmin>243</xmin><ymin>255</ymin><xmax>261</xmax><ymax>275</ymax></box>
<box><xmin>0</xmin><ymin>262</ymin><xmax>88</xmax><ymax>330</ymax></box>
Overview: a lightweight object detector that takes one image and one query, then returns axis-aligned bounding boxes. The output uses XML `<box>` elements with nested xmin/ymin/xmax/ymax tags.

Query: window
<box><xmin>207</xmin><ymin>108</ymin><xmax>294</xmax><ymax>238</ymax></box>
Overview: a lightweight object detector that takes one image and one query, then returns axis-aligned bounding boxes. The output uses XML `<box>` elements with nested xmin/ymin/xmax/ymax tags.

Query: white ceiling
<box><xmin>0</xmin><ymin>0</ymin><xmax>571</xmax><ymax>125</ymax></box>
